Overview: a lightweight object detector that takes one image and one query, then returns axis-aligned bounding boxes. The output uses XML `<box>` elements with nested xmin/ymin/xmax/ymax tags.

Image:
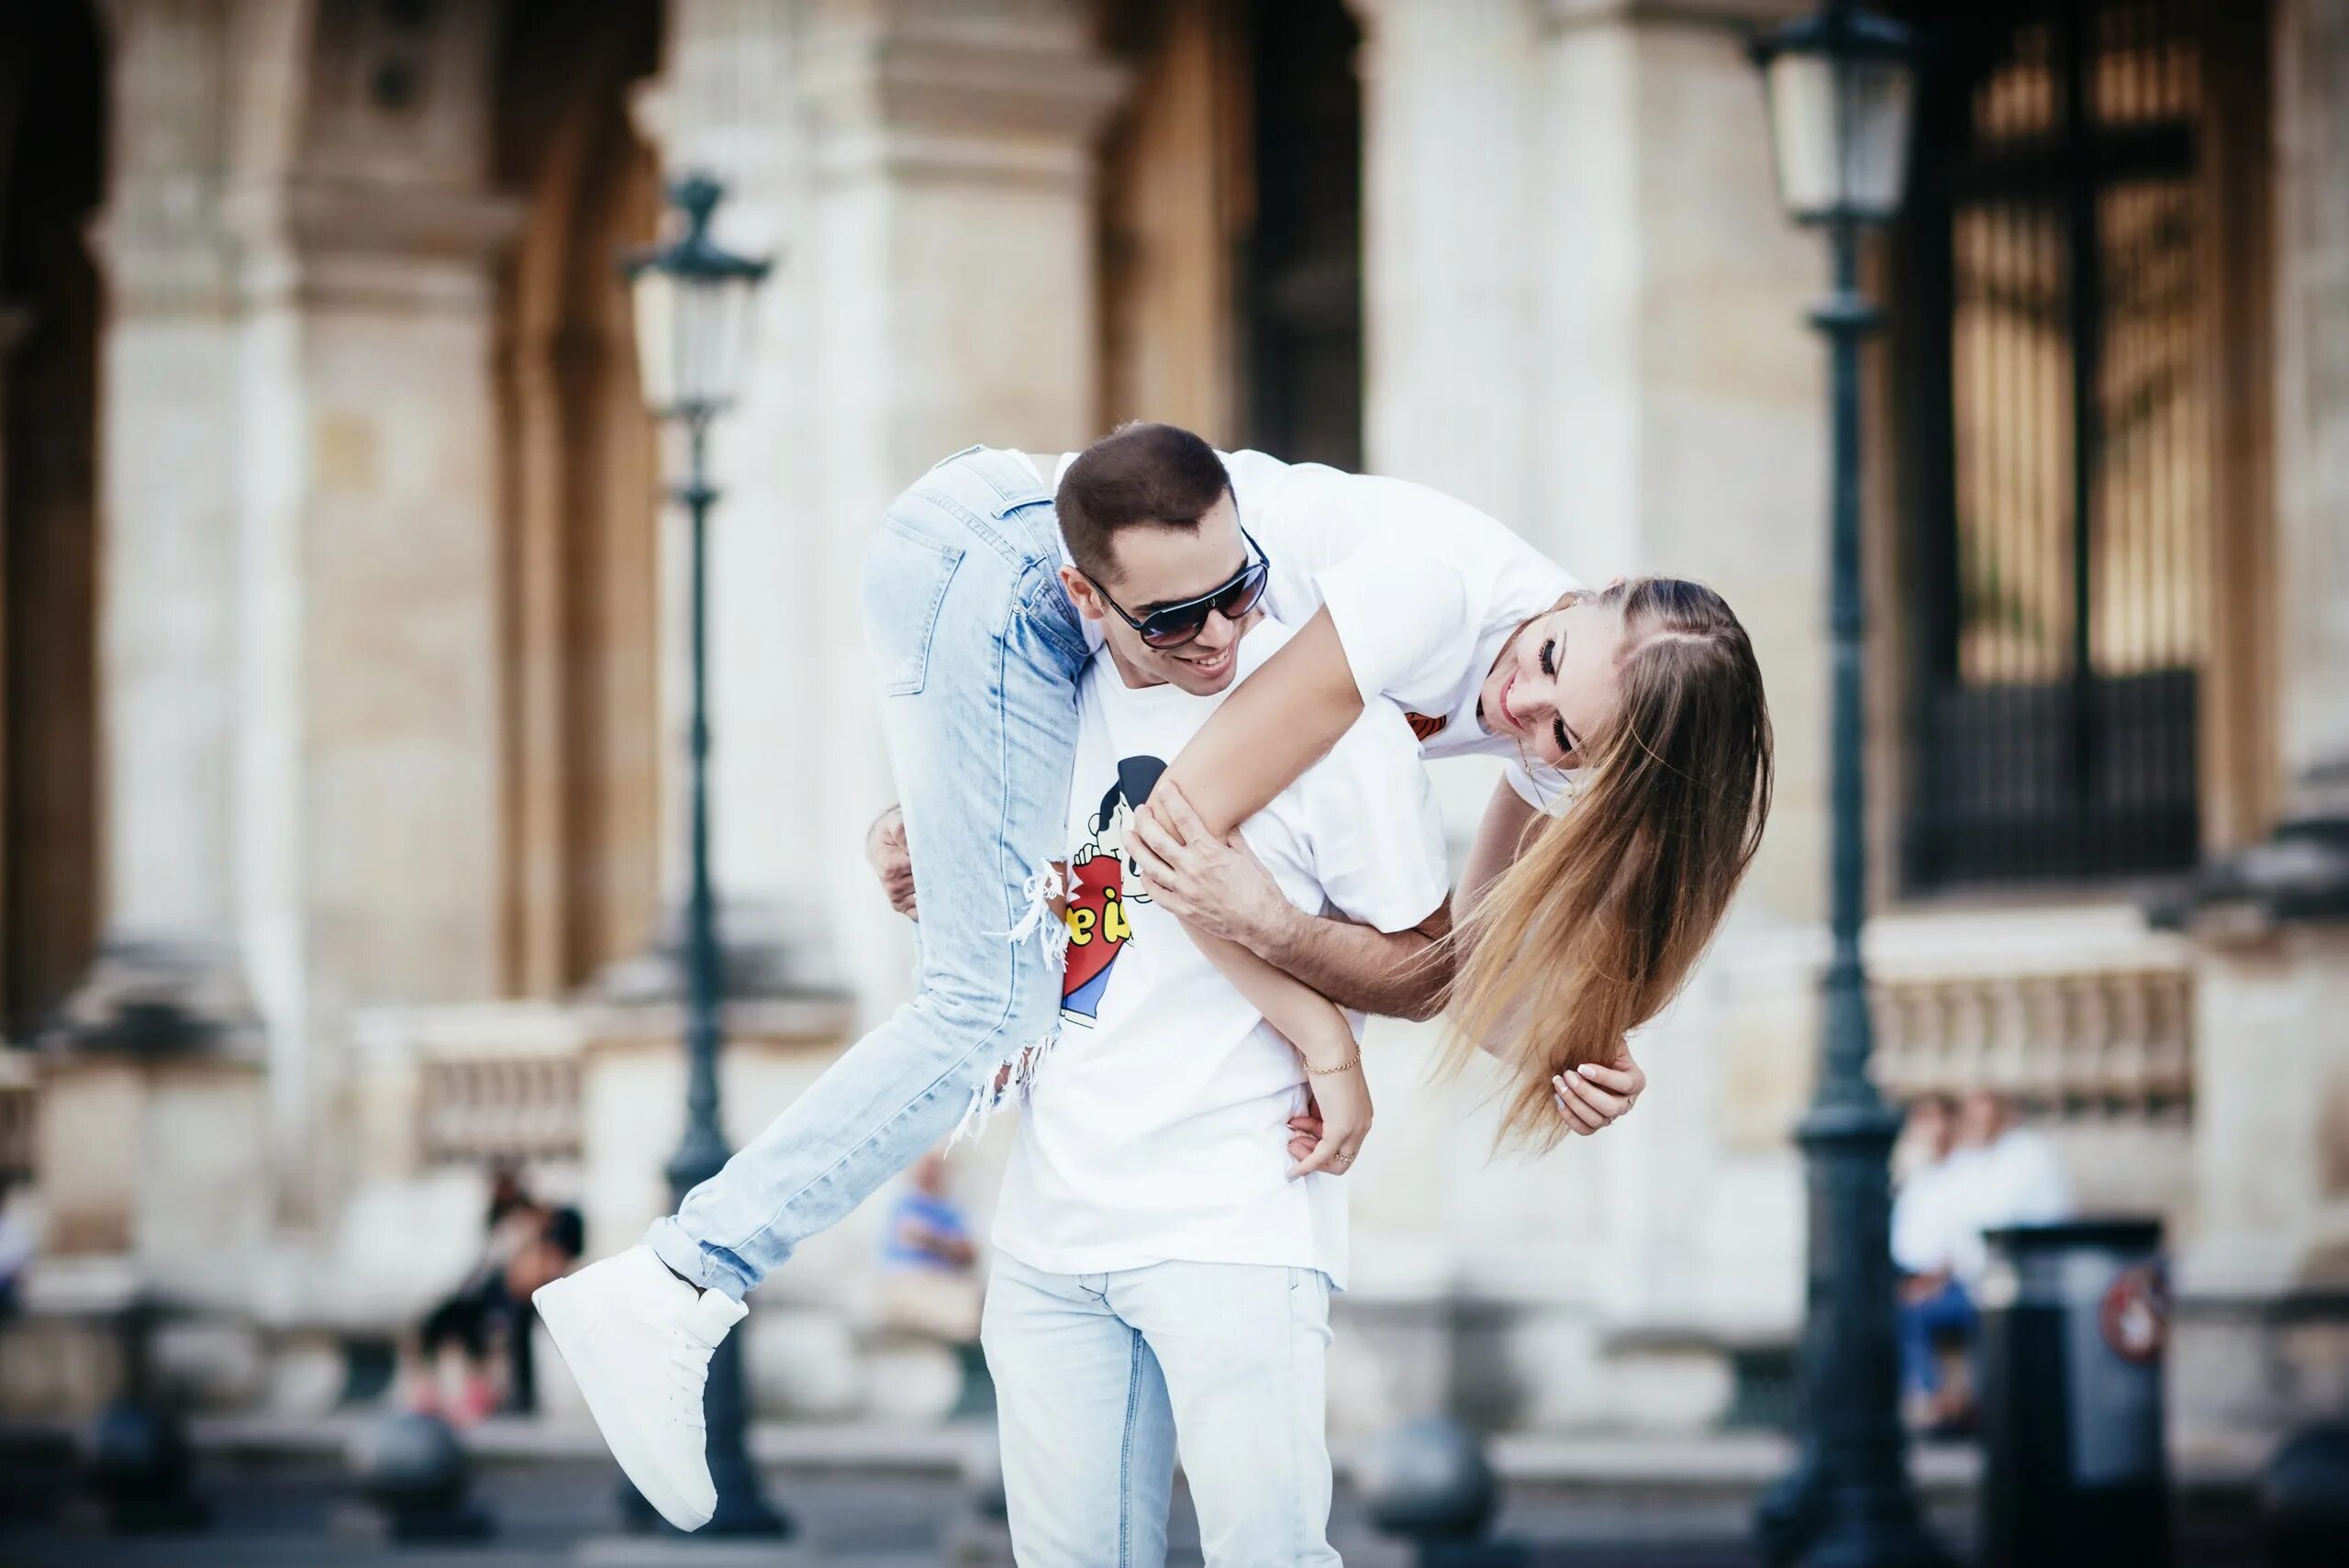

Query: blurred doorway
<box><xmin>0</xmin><ymin>2</ymin><xmax>102</xmax><ymax>1039</ymax></box>
<box><xmin>493</xmin><ymin>0</ymin><xmax>665</xmax><ymax>997</ymax></box>
<box><xmin>1098</xmin><ymin>0</ymin><xmax>1364</xmax><ymax>469</ymax></box>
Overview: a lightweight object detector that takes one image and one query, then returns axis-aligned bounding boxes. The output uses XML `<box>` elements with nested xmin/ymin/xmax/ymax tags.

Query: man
<box><xmin>982</xmin><ymin>500</ymin><xmax>1448</xmax><ymax>1562</ymax></box>
<box><xmin>536</xmin><ymin>428</ymin><xmax>1651</xmax><ymax>1529</ymax></box>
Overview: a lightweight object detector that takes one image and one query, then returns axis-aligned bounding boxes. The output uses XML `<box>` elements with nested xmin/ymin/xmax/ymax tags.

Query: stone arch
<box><xmin>492</xmin><ymin>0</ymin><xmax>664</xmax><ymax>995</ymax></box>
<box><xmin>0</xmin><ymin>1</ymin><xmax>105</xmax><ymax>1037</ymax></box>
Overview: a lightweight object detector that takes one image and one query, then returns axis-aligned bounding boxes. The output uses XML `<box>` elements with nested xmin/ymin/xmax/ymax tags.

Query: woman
<box><xmin>535</xmin><ymin>423</ymin><xmax>1773</xmax><ymax>1534</ymax></box>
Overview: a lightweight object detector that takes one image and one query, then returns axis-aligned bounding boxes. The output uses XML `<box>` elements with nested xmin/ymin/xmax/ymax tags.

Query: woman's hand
<box><xmin>1551</xmin><ymin>1048</ymin><xmax>1646</xmax><ymax>1135</ymax></box>
<box><xmin>1287</xmin><ymin>1059</ymin><xmax>1371</xmax><ymax>1179</ymax></box>
<box><xmin>1130</xmin><ymin>783</ymin><xmax>1294</xmax><ymax>951</ymax></box>
<box><xmin>866</xmin><ymin>805</ymin><xmax>918</xmax><ymax>920</ymax></box>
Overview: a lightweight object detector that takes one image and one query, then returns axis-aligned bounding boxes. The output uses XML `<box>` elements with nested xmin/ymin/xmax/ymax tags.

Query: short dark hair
<box><xmin>541</xmin><ymin>1205</ymin><xmax>584</xmax><ymax>1261</ymax></box>
<box><xmin>1055</xmin><ymin>422</ymin><xmax>1230</xmax><ymax>581</ymax></box>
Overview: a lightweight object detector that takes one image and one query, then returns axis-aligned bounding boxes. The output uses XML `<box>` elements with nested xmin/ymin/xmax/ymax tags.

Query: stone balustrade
<box><xmin>1871</xmin><ymin>964</ymin><xmax>2197</xmax><ymax>1119</ymax></box>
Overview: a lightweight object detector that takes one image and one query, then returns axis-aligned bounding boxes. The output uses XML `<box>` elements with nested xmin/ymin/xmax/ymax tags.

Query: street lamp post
<box><xmin>621</xmin><ymin>172</ymin><xmax>785</xmax><ymax>1540</ymax></box>
<box><xmin>1747</xmin><ymin>8</ymin><xmax>1951</xmax><ymax>1566</ymax></box>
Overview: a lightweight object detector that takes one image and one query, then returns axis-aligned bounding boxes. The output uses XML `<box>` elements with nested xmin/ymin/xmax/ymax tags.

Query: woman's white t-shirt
<box><xmin>1021</xmin><ymin>448</ymin><xmax>1583</xmax><ymax>811</ymax></box>
<box><xmin>988</xmin><ymin>618</ymin><xmax>1450</xmax><ymax>1289</ymax></box>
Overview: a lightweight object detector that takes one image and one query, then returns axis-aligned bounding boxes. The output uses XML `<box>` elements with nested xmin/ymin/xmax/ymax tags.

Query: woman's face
<box><xmin>1477</xmin><ymin>592</ymin><xmax>1630</xmax><ymax>770</ymax></box>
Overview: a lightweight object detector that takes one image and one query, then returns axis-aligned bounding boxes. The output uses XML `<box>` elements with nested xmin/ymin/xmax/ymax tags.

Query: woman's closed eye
<box><xmin>1538</xmin><ymin>638</ymin><xmax>1579</xmax><ymax>762</ymax></box>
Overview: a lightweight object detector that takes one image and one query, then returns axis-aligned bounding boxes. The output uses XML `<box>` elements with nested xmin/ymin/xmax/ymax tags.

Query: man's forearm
<box><xmin>1253</xmin><ymin>905</ymin><xmax>1453</xmax><ymax>1022</ymax></box>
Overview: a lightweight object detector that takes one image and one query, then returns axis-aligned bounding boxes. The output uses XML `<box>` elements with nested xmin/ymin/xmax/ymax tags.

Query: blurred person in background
<box><xmin>538</xmin><ymin>423</ymin><xmax>1769</xmax><ymax>1532</ymax></box>
<box><xmin>874</xmin><ymin>1150</ymin><xmax>981</xmax><ymax>1347</ymax></box>
<box><xmin>0</xmin><ymin>1172</ymin><xmax>31</xmax><ymax>1318</ymax></box>
<box><xmin>1944</xmin><ymin>1087</ymin><xmax>2075</xmax><ymax>1282</ymax></box>
<box><xmin>1891</xmin><ymin>1093</ymin><xmax>1970</xmax><ymax>1431</ymax></box>
<box><xmin>1894</xmin><ymin>1088</ymin><xmax>2075</xmax><ymax>1433</ymax></box>
<box><xmin>410</xmin><ymin>1194</ymin><xmax>583</xmax><ymax>1423</ymax></box>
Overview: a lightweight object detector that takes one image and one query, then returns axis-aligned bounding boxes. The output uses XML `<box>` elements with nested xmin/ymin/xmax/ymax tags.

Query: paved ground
<box><xmin>0</xmin><ymin>1438</ymin><xmax>2273</xmax><ymax>1568</ymax></box>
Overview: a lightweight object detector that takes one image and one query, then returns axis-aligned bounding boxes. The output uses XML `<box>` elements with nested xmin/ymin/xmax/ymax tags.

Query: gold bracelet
<box><xmin>1303</xmin><ymin>1046</ymin><xmax>1362</xmax><ymax>1076</ymax></box>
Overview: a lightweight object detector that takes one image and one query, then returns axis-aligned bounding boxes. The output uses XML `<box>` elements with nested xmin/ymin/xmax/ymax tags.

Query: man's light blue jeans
<box><xmin>982</xmin><ymin>1253</ymin><xmax>1341</xmax><ymax>1568</ymax></box>
<box><xmin>647</xmin><ymin>448</ymin><xmax>1086</xmax><ymax>1300</ymax></box>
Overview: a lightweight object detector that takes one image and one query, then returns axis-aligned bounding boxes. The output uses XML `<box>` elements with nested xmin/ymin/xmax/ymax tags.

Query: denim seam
<box><xmin>720</xmin><ymin>586</ymin><xmax>1038</xmax><ymax>1262</ymax></box>
<box><xmin>1283</xmin><ymin>1268</ymin><xmax>1301</xmax><ymax>1564</ymax></box>
<box><xmin>1119</xmin><ymin>1324</ymin><xmax>1146</xmax><ymax>1568</ymax></box>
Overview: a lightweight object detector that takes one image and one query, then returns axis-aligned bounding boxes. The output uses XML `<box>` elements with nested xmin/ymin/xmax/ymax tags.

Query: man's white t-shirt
<box><xmin>989</xmin><ymin>617</ymin><xmax>1451</xmax><ymax>1290</ymax></box>
<box><xmin>1891</xmin><ymin>1156</ymin><xmax>1965</xmax><ymax>1276</ymax></box>
<box><xmin>1939</xmin><ymin>1129</ymin><xmax>2076</xmax><ymax>1284</ymax></box>
<box><xmin>1019</xmin><ymin>448</ymin><xmax>1583</xmax><ymax>812</ymax></box>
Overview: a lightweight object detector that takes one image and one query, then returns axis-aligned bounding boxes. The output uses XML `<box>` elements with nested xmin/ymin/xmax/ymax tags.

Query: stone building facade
<box><xmin>0</xmin><ymin>0</ymin><xmax>2343</xmax><ymax>1447</ymax></box>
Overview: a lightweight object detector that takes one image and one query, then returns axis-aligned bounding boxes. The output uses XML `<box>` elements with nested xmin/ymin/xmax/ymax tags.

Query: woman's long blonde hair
<box><xmin>1443</xmin><ymin>577</ymin><xmax>1775</xmax><ymax>1151</ymax></box>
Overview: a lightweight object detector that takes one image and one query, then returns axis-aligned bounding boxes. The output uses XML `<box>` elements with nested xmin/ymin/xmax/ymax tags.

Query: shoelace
<box><xmin>664</xmin><ymin>1331</ymin><xmax>714</xmax><ymax>1430</ymax></box>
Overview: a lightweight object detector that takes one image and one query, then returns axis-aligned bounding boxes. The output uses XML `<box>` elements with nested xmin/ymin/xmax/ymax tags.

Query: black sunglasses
<box><xmin>1084</xmin><ymin>526</ymin><xmax>1273</xmax><ymax>649</ymax></box>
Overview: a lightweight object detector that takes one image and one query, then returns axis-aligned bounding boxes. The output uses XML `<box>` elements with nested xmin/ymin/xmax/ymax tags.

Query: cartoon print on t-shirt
<box><xmin>1062</xmin><ymin>754</ymin><xmax>1165</xmax><ymax>1028</ymax></box>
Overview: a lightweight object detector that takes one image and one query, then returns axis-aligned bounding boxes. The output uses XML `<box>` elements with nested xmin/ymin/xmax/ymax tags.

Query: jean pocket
<box><xmin>868</xmin><ymin>515</ymin><xmax>966</xmax><ymax>697</ymax></box>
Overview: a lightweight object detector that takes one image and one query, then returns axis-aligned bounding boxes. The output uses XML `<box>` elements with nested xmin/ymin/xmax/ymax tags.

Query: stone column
<box><xmin>633</xmin><ymin>0</ymin><xmax>1123</xmax><ymax>1029</ymax></box>
<box><xmin>619</xmin><ymin>0</ymin><xmax>829</xmax><ymax>1006</ymax></box>
<box><xmin>797</xmin><ymin>0</ymin><xmax>1124</xmax><ymax>1023</ymax></box>
<box><xmin>1350</xmin><ymin>0</ymin><xmax>1544</xmax><ymax>535</ymax></box>
<box><xmin>227</xmin><ymin>0</ymin><xmax>518</xmax><ymax>1224</ymax></box>
<box><xmin>2272</xmin><ymin>0</ymin><xmax>2349</xmax><ymax>818</ymax></box>
<box><xmin>59</xmin><ymin>0</ymin><xmax>259</xmax><ymax>1053</ymax></box>
<box><xmin>1390</xmin><ymin>0</ymin><xmax>1813</xmax><ymax>1398</ymax></box>
<box><xmin>2178</xmin><ymin>0</ymin><xmax>2349</xmax><ymax>1304</ymax></box>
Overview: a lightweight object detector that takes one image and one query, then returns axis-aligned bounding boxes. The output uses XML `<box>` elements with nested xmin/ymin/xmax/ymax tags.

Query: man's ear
<box><xmin>1062</xmin><ymin>564</ymin><xmax>1108</xmax><ymax>622</ymax></box>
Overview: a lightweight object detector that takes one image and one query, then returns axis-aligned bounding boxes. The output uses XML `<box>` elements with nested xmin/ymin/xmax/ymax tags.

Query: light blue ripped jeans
<box><xmin>646</xmin><ymin>447</ymin><xmax>1086</xmax><ymax>1301</ymax></box>
<box><xmin>983</xmin><ymin>1254</ymin><xmax>1341</xmax><ymax>1568</ymax></box>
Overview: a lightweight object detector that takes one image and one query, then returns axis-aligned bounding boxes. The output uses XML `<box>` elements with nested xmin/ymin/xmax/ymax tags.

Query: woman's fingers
<box><xmin>1553</xmin><ymin>1075</ymin><xmax>1608</xmax><ymax>1135</ymax></box>
<box><xmin>1578</xmin><ymin>1060</ymin><xmax>1642</xmax><ymax>1099</ymax></box>
<box><xmin>1287</xmin><ymin>1118</ymin><xmax>1367</xmax><ymax>1178</ymax></box>
<box><xmin>1563</xmin><ymin>1069</ymin><xmax>1631</xmax><ymax>1121</ymax></box>
<box><xmin>1288</xmin><ymin>1137</ymin><xmax>1355</xmax><ymax>1179</ymax></box>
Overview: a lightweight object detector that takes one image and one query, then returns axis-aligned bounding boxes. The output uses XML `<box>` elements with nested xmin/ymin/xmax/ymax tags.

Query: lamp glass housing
<box><xmin>1757</xmin><ymin>10</ymin><xmax>1919</xmax><ymax>226</ymax></box>
<box><xmin>624</xmin><ymin>175</ymin><xmax>771</xmax><ymax>417</ymax></box>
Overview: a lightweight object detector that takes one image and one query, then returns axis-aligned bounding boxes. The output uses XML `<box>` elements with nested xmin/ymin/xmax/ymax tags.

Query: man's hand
<box><xmin>1130</xmin><ymin>782</ymin><xmax>1295</xmax><ymax>951</ymax></box>
<box><xmin>1551</xmin><ymin>1049</ymin><xmax>1646</xmax><ymax>1136</ymax></box>
<box><xmin>866</xmin><ymin>805</ymin><xmax>917</xmax><ymax>920</ymax></box>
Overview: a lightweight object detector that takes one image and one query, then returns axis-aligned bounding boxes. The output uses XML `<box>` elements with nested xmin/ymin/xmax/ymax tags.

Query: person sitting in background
<box><xmin>1891</xmin><ymin>1093</ymin><xmax>1971</xmax><ymax>1431</ymax></box>
<box><xmin>1944</xmin><ymin>1087</ymin><xmax>2074</xmax><ymax>1282</ymax></box>
<box><xmin>411</xmin><ymin>1196</ymin><xmax>584</xmax><ymax>1422</ymax></box>
<box><xmin>1896</xmin><ymin>1088</ymin><xmax>2076</xmax><ymax>1434</ymax></box>
<box><xmin>0</xmin><ymin>1173</ymin><xmax>32</xmax><ymax>1319</ymax></box>
<box><xmin>874</xmin><ymin>1151</ymin><xmax>981</xmax><ymax>1347</ymax></box>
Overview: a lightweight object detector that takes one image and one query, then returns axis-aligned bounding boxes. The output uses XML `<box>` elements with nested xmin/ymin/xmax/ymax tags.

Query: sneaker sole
<box><xmin>533</xmin><ymin>1273</ymin><xmax>714</xmax><ymax>1532</ymax></box>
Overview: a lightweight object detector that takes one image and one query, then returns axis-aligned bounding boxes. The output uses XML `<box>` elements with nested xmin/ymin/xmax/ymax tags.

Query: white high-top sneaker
<box><xmin>533</xmin><ymin>1243</ymin><xmax>748</xmax><ymax>1531</ymax></box>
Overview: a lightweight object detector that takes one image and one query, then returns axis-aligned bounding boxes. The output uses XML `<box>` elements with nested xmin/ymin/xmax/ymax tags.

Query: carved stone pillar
<box><xmin>227</xmin><ymin>0</ymin><xmax>518</xmax><ymax>1223</ymax></box>
<box><xmin>1349</xmin><ymin>0</ymin><xmax>1544</xmax><ymax>531</ymax></box>
<box><xmin>632</xmin><ymin>0</ymin><xmax>1123</xmax><ymax>1027</ymax></box>
<box><xmin>2272</xmin><ymin>0</ymin><xmax>2349</xmax><ymax>820</ymax></box>
<box><xmin>58</xmin><ymin>0</ymin><xmax>260</xmax><ymax>1057</ymax></box>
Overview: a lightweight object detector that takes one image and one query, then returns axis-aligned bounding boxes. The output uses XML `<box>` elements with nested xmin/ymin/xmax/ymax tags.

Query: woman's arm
<box><xmin>1182</xmin><ymin>927</ymin><xmax>1373</xmax><ymax>1178</ymax></box>
<box><xmin>1129</xmin><ymin>782</ymin><xmax>1453</xmax><ymax>1020</ymax></box>
<box><xmin>1155</xmin><ymin>609</ymin><xmax>1364</xmax><ymax>836</ymax></box>
<box><xmin>1455</xmin><ymin>776</ymin><xmax>1540</xmax><ymax>928</ymax></box>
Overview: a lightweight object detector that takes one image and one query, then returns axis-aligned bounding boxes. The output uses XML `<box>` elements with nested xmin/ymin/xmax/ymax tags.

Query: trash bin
<box><xmin>1978</xmin><ymin>1219</ymin><xmax>2171</xmax><ymax>1568</ymax></box>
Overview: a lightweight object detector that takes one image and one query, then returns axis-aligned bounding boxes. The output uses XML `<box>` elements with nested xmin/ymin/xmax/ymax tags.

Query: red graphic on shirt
<box><xmin>1404</xmin><ymin>710</ymin><xmax>1448</xmax><ymax>742</ymax></box>
<box><xmin>1060</xmin><ymin>754</ymin><xmax>1165</xmax><ymax>1028</ymax></box>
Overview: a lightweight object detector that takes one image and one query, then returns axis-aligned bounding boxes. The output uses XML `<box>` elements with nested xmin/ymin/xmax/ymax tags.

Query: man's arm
<box><xmin>1128</xmin><ymin>784</ymin><xmax>1453</xmax><ymax>1020</ymax></box>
